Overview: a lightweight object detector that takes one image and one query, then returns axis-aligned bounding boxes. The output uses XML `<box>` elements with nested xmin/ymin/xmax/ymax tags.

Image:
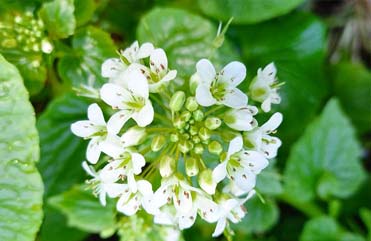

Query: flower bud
<box><xmin>185</xmin><ymin>97</ymin><xmax>199</xmax><ymax>112</ymax></box>
<box><xmin>199</xmin><ymin>127</ymin><xmax>210</xmax><ymax>141</ymax></box>
<box><xmin>185</xmin><ymin>157</ymin><xmax>199</xmax><ymax>177</ymax></box>
<box><xmin>169</xmin><ymin>91</ymin><xmax>186</xmax><ymax>112</ymax></box>
<box><xmin>198</xmin><ymin>169</ymin><xmax>216</xmax><ymax>195</ymax></box>
<box><xmin>178</xmin><ymin>140</ymin><xmax>192</xmax><ymax>153</ymax></box>
<box><xmin>193</xmin><ymin>110</ymin><xmax>204</xmax><ymax>122</ymax></box>
<box><xmin>208</xmin><ymin>140</ymin><xmax>223</xmax><ymax>155</ymax></box>
<box><xmin>151</xmin><ymin>135</ymin><xmax>166</xmax><ymax>152</ymax></box>
<box><xmin>189</xmin><ymin>126</ymin><xmax>198</xmax><ymax>136</ymax></box>
<box><xmin>205</xmin><ymin>117</ymin><xmax>222</xmax><ymax>130</ymax></box>
<box><xmin>160</xmin><ymin>155</ymin><xmax>175</xmax><ymax>177</ymax></box>
<box><xmin>180</xmin><ymin>111</ymin><xmax>192</xmax><ymax>122</ymax></box>
<box><xmin>194</xmin><ymin>143</ymin><xmax>204</xmax><ymax>154</ymax></box>
<box><xmin>189</xmin><ymin>73</ymin><xmax>199</xmax><ymax>95</ymax></box>
<box><xmin>170</xmin><ymin>133</ymin><xmax>179</xmax><ymax>142</ymax></box>
<box><xmin>173</xmin><ymin>116</ymin><xmax>186</xmax><ymax>129</ymax></box>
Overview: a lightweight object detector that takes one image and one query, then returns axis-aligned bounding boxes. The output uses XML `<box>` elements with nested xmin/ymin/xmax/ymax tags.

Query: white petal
<box><xmin>127</xmin><ymin>173</ymin><xmax>137</xmax><ymax>193</ymax></box>
<box><xmin>137</xmin><ymin>180</ymin><xmax>153</xmax><ymax>196</ymax></box>
<box><xmin>225</xmin><ymin>108</ymin><xmax>255</xmax><ymax>131</ymax></box>
<box><xmin>261</xmin><ymin>112</ymin><xmax>283</xmax><ymax>133</ymax></box>
<box><xmin>104</xmin><ymin>183</ymin><xmax>125</xmax><ymax>198</ymax></box>
<box><xmin>137</xmin><ymin>42</ymin><xmax>154</xmax><ymax>59</ymax></box>
<box><xmin>107</xmin><ymin>110</ymin><xmax>132</xmax><ymax>134</ymax></box>
<box><xmin>100</xmin><ymin>83</ymin><xmax>129</xmax><ymax>109</ymax></box>
<box><xmin>174</xmin><ymin>189</ymin><xmax>192</xmax><ymax>214</ymax></box>
<box><xmin>196</xmin><ymin>59</ymin><xmax>215</xmax><ymax>85</ymax></box>
<box><xmin>261</xmin><ymin>98</ymin><xmax>272</xmax><ymax>112</ymax></box>
<box><xmin>212</xmin><ymin>218</ymin><xmax>227</xmax><ymax>237</ymax></box>
<box><xmin>178</xmin><ymin>209</ymin><xmax>197</xmax><ymax>230</ymax></box>
<box><xmin>221</xmin><ymin>88</ymin><xmax>248</xmax><ymax>109</ymax></box>
<box><xmin>154</xmin><ymin>209</ymin><xmax>175</xmax><ymax>225</ymax></box>
<box><xmin>71</xmin><ymin>120</ymin><xmax>97</xmax><ymax>138</ymax></box>
<box><xmin>227</xmin><ymin>135</ymin><xmax>243</xmax><ymax>157</ymax></box>
<box><xmin>117</xmin><ymin>194</ymin><xmax>141</xmax><ymax>216</ymax></box>
<box><xmin>100</xmin><ymin>134</ymin><xmax>124</xmax><ymax>158</ymax></box>
<box><xmin>240</xmin><ymin>151</ymin><xmax>269</xmax><ymax>174</ymax></box>
<box><xmin>219</xmin><ymin>61</ymin><xmax>246</xmax><ymax>87</ymax></box>
<box><xmin>212</xmin><ymin>161</ymin><xmax>228</xmax><ymax>184</ymax></box>
<box><xmin>120</xmin><ymin>127</ymin><xmax>146</xmax><ymax>147</ymax></box>
<box><xmin>261</xmin><ymin>136</ymin><xmax>282</xmax><ymax>159</ymax></box>
<box><xmin>231</xmin><ymin>168</ymin><xmax>256</xmax><ymax>193</ymax></box>
<box><xmin>82</xmin><ymin>161</ymin><xmax>97</xmax><ymax>177</ymax></box>
<box><xmin>86</xmin><ymin>138</ymin><xmax>101</xmax><ymax>164</ymax></box>
<box><xmin>126</xmin><ymin>70</ymin><xmax>149</xmax><ymax>98</ymax></box>
<box><xmin>87</xmin><ymin>103</ymin><xmax>105</xmax><ymax>125</ymax></box>
<box><xmin>122</xmin><ymin>41</ymin><xmax>139</xmax><ymax>63</ymax></box>
<box><xmin>262</xmin><ymin>62</ymin><xmax>277</xmax><ymax>83</ymax></box>
<box><xmin>153</xmin><ymin>185</ymin><xmax>173</xmax><ymax>208</ymax></box>
<box><xmin>132</xmin><ymin>100</ymin><xmax>154</xmax><ymax>127</ymax></box>
<box><xmin>150</xmin><ymin>48</ymin><xmax>168</xmax><ymax>75</ymax></box>
<box><xmin>101</xmin><ymin>58</ymin><xmax>125</xmax><ymax>78</ymax></box>
<box><xmin>131</xmin><ymin>152</ymin><xmax>146</xmax><ymax>175</ymax></box>
<box><xmin>99</xmin><ymin>191</ymin><xmax>107</xmax><ymax>206</ymax></box>
<box><xmin>195</xmin><ymin>84</ymin><xmax>216</xmax><ymax>107</ymax></box>
<box><xmin>197</xmin><ymin>196</ymin><xmax>220</xmax><ymax>223</ymax></box>
<box><xmin>161</xmin><ymin>70</ymin><xmax>177</xmax><ymax>83</ymax></box>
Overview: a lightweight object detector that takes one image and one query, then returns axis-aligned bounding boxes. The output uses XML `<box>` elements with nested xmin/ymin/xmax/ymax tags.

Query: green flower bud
<box><xmin>173</xmin><ymin>116</ymin><xmax>186</xmax><ymax>129</ymax></box>
<box><xmin>180</xmin><ymin>111</ymin><xmax>192</xmax><ymax>122</ymax></box>
<box><xmin>182</xmin><ymin>133</ymin><xmax>190</xmax><ymax>140</ymax></box>
<box><xmin>151</xmin><ymin>135</ymin><xmax>166</xmax><ymax>152</ymax></box>
<box><xmin>199</xmin><ymin>127</ymin><xmax>210</xmax><ymax>141</ymax></box>
<box><xmin>185</xmin><ymin>97</ymin><xmax>199</xmax><ymax>112</ymax></box>
<box><xmin>169</xmin><ymin>91</ymin><xmax>186</xmax><ymax>112</ymax></box>
<box><xmin>194</xmin><ymin>143</ymin><xmax>204</xmax><ymax>154</ymax></box>
<box><xmin>178</xmin><ymin>140</ymin><xmax>192</xmax><ymax>153</ymax></box>
<box><xmin>170</xmin><ymin>133</ymin><xmax>179</xmax><ymax>142</ymax></box>
<box><xmin>160</xmin><ymin>155</ymin><xmax>176</xmax><ymax>177</ymax></box>
<box><xmin>198</xmin><ymin>169</ymin><xmax>216</xmax><ymax>195</ymax></box>
<box><xmin>208</xmin><ymin>141</ymin><xmax>223</xmax><ymax>155</ymax></box>
<box><xmin>189</xmin><ymin>73</ymin><xmax>199</xmax><ymax>95</ymax></box>
<box><xmin>193</xmin><ymin>110</ymin><xmax>204</xmax><ymax>122</ymax></box>
<box><xmin>189</xmin><ymin>126</ymin><xmax>198</xmax><ymax>136</ymax></box>
<box><xmin>185</xmin><ymin>157</ymin><xmax>199</xmax><ymax>177</ymax></box>
<box><xmin>193</xmin><ymin>136</ymin><xmax>201</xmax><ymax>144</ymax></box>
<box><xmin>205</xmin><ymin>117</ymin><xmax>222</xmax><ymax>130</ymax></box>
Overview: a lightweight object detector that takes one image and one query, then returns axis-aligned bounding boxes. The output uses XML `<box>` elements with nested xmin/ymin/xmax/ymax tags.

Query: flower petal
<box><xmin>87</xmin><ymin>103</ymin><xmax>105</xmax><ymax>126</ymax></box>
<box><xmin>122</xmin><ymin>41</ymin><xmax>139</xmax><ymax>63</ymax></box>
<box><xmin>120</xmin><ymin>126</ymin><xmax>146</xmax><ymax>147</ymax></box>
<box><xmin>196</xmin><ymin>195</ymin><xmax>220</xmax><ymax>223</ymax></box>
<box><xmin>101</xmin><ymin>58</ymin><xmax>125</xmax><ymax>78</ymax></box>
<box><xmin>221</xmin><ymin>88</ymin><xmax>248</xmax><ymax>109</ymax></box>
<box><xmin>107</xmin><ymin>110</ymin><xmax>132</xmax><ymax>134</ymax></box>
<box><xmin>86</xmin><ymin>138</ymin><xmax>101</xmax><ymax>164</ymax></box>
<box><xmin>261</xmin><ymin>112</ymin><xmax>283</xmax><ymax>133</ymax></box>
<box><xmin>137</xmin><ymin>180</ymin><xmax>153</xmax><ymax>196</ymax></box>
<box><xmin>117</xmin><ymin>194</ymin><xmax>141</xmax><ymax>216</ymax></box>
<box><xmin>240</xmin><ymin>151</ymin><xmax>269</xmax><ymax>174</ymax></box>
<box><xmin>99</xmin><ymin>191</ymin><xmax>107</xmax><ymax>206</ymax></box>
<box><xmin>227</xmin><ymin>135</ymin><xmax>243</xmax><ymax>157</ymax></box>
<box><xmin>212</xmin><ymin>161</ymin><xmax>228</xmax><ymax>184</ymax></box>
<box><xmin>196</xmin><ymin>59</ymin><xmax>215</xmax><ymax>85</ymax></box>
<box><xmin>71</xmin><ymin>120</ymin><xmax>97</xmax><ymax>138</ymax></box>
<box><xmin>131</xmin><ymin>152</ymin><xmax>146</xmax><ymax>175</ymax></box>
<box><xmin>153</xmin><ymin>184</ymin><xmax>173</xmax><ymax>209</ymax></box>
<box><xmin>150</xmin><ymin>48</ymin><xmax>168</xmax><ymax>76</ymax></box>
<box><xmin>127</xmin><ymin>173</ymin><xmax>137</xmax><ymax>193</ymax></box>
<box><xmin>82</xmin><ymin>161</ymin><xmax>97</xmax><ymax>177</ymax></box>
<box><xmin>100</xmin><ymin>83</ymin><xmax>130</xmax><ymax>109</ymax></box>
<box><xmin>137</xmin><ymin>42</ymin><xmax>154</xmax><ymax>59</ymax></box>
<box><xmin>174</xmin><ymin>189</ymin><xmax>193</xmax><ymax>214</ymax></box>
<box><xmin>230</xmin><ymin>168</ymin><xmax>256</xmax><ymax>193</ymax></box>
<box><xmin>219</xmin><ymin>61</ymin><xmax>246</xmax><ymax>87</ymax></box>
<box><xmin>105</xmin><ymin>183</ymin><xmax>125</xmax><ymax>198</ymax></box>
<box><xmin>132</xmin><ymin>100</ymin><xmax>154</xmax><ymax>127</ymax></box>
<box><xmin>212</xmin><ymin>218</ymin><xmax>227</xmax><ymax>237</ymax></box>
<box><xmin>178</xmin><ymin>209</ymin><xmax>197</xmax><ymax>230</ymax></box>
<box><xmin>100</xmin><ymin>134</ymin><xmax>123</xmax><ymax>158</ymax></box>
<box><xmin>261</xmin><ymin>135</ymin><xmax>282</xmax><ymax>159</ymax></box>
<box><xmin>126</xmin><ymin>70</ymin><xmax>149</xmax><ymax>98</ymax></box>
<box><xmin>195</xmin><ymin>84</ymin><xmax>216</xmax><ymax>107</ymax></box>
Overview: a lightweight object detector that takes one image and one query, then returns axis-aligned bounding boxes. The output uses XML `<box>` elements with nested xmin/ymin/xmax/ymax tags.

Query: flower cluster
<box><xmin>71</xmin><ymin>41</ymin><xmax>283</xmax><ymax>238</ymax></box>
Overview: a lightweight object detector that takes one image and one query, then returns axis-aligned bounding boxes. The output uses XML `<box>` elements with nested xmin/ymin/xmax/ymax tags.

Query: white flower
<box><xmin>249</xmin><ymin>63</ymin><xmax>281</xmax><ymax>112</ymax></box>
<box><xmin>223</xmin><ymin>105</ymin><xmax>258</xmax><ymax>131</ymax></box>
<box><xmin>195</xmin><ymin>59</ymin><xmax>247</xmax><ymax>108</ymax></box>
<box><xmin>116</xmin><ymin>180</ymin><xmax>156</xmax><ymax>216</ymax></box>
<box><xmin>132</xmin><ymin>48</ymin><xmax>177</xmax><ymax>93</ymax></box>
<box><xmin>71</xmin><ymin>103</ymin><xmax>109</xmax><ymax>164</ymax></box>
<box><xmin>101</xmin><ymin>151</ymin><xmax>146</xmax><ymax>193</ymax></box>
<box><xmin>100</xmin><ymin>70</ymin><xmax>154</xmax><ymax>134</ymax></box>
<box><xmin>212</xmin><ymin>190</ymin><xmax>255</xmax><ymax>237</ymax></box>
<box><xmin>244</xmin><ymin>112</ymin><xmax>283</xmax><ymax>159</ymax></box>
<box><xmin>82</xmin><ymin>161</ymin><xmax>125</xmax><ymax>206</ymax></box>
<box><xmin>120</xmin><ymin>41</ymin><xmax>154</xmax><ymax>64</ymax></box>
<box><xmin>101</xmin><ymin>58</ymin><xmax>127</xmax><ymax>84</ymax></box>
<box><xmin>212</xmin><ymin>136</ymin><xmax>268</xmax><ymax>193</ymax></box>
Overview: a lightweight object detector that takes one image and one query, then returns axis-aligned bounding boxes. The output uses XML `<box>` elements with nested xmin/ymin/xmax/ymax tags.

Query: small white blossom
<box><xmin>224</xmin><ymin>105</ymin><xmax>258</xmax><ymax>131</ymax></box>
<box><xmin>101</xmin><ymin>58</ymin><xmax>127</xmax><ymax>84</ymax></box>
<box><xmin>100</xmin><ymin>70</ymin><xmax>154</xmax><ymax>134</ymax></box>
<box><xmin>195</xmin><ymin>59</ymin><xmax>247</xmax><ymax>108</ymax></box>
<box><xmin>249</xmin><ymin>63</ymin><xmax>281</xmax><ymax>112</ymax></box>
<box><xmin>212</xmin><ymin>190</ymin><xmax>255</xmax><ymax>237</ymax></box>
<box><xmin>82</xmin><ymin>161</ymin><xmax>125</xmax><ymax>206</ymax></box>
<box><xmin>244</xmin><ymin>112</ymin><xmax>283</xmax><ymax>159</ymax></box>
<box><xmin>120</xmin><ymin>41</ymin><xmax>154</xmax><ymax>64</ymax></box>
<box><xmin>213</xmin><ymin>136</ymin><xmax>268</xmax><ymax>193</ymax></box>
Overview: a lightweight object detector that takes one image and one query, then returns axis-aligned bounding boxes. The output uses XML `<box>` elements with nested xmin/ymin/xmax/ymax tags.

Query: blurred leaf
<box><xmin>300</xmin><ymin>216</ymin><xmax>365</xmax><ymax>241</ymax></box>
<box><xmin>360</xmin><ymin>208</ymin><xmax>371</xmax><ymax>240</ymax></box>
<box><xmin>39</xmin><ymin>0</ymin><xmax>76</xmax><ymax>39</ymax></box>
<box><xmin>49</xmin><ymin>185</ymin><xmax>117</xmax><ymax>233</ymax></box>
<box><xmin>137</xmin><ymin>7</ymin><xmax>239</xmax><ymax>78</ymax></box>
<box><xmin>235</xmin><ymin>12</ymin><xmax>328</xmax><ymax>145</ymax></box>
<box><xmin>256</xmin><ymin>160</ymin><xmax>283</xmax><ymax>196</ymax></box>
<box><xmin>0</xmin><ymin>54</ymin><xmax>43</xmax><ymax>241</ymax></box>
<box><xmin>198</xmin><ymin>0</ymin><xmax>305</xmax><ymax>24</ymax></box>
<box><xmin>37</xmin><ymin>93</ymin><xmax>91</xmax><ymax>241</ymax></box>
<box><xmin>74</xmin><ymin>0</ymin><xmax>97</xmax><ymax>27</ymax></box>
<box><xmin>331</xmin><ymin>62</ymin><xmax>371</xmax><ymax>133</ymax></box>
<box><xmin>57</xmin><ymin>26</ymin><xmax>116</xmax><ymax>87</ymax></box>
<box><xmin>233</xmin><ymin>196</ymin><xmax>279</xmax><ymax>234</ymax></box>
<box><xmin>283</xmin><ymin>99</ymin><xmax>366</xmax><ymax>202</ymax></box>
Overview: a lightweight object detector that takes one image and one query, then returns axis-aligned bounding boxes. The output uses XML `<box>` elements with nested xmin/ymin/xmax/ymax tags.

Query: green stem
<box><xmin>205</xmin><ymin>105</ymin><xmax>224</xmax><ymax>116</ymax></box>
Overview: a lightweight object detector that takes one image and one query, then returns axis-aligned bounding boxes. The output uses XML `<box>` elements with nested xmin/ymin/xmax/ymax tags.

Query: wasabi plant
<box><xmin>71</xmin><ymin>41</ymin><xmax>282</xmax><ymax>238</ymax></box>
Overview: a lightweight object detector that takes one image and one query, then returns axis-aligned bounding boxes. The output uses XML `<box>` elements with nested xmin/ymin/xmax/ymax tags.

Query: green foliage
<box><xmin>57</xmin><ymin>26</ymin><xmax>116</xmax><ymax>87</ymax></box>
<box><xmin>49</xmin><ymin>185</ymin><xmax>117</xmax><ymax>233</ymax></box>
<box><xmin>39</xmin><ymin>0</ymin><xmax>76</xmax><ymax>39</ymax></box>
<box><xmin>284</xmin><ymin>99</ymin><xmax>366</xmax><ymax>202</ymax></box>
<box><xmin>198</xmin><ymin>0</ymin><xmax>305</xmax><ymax>24</ymax></box>
<box><xmin>0</xmin><ymin>54</ymin><xmax>43</xmax><ymax>241</ymax></box>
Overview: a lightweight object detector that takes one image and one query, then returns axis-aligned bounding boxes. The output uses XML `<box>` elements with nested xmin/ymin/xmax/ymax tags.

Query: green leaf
<box><xmin>0</xmin><ymin>54</ymin><xmax>43</xmax><ymax>241</ymax></box>
<box><xmin>39</xmin><ymin>0</ymin><xmax>76</xmax><ymax>39</ymax></box>
<box><xmin>37</xmin><ymin>93</ymin><xmax>91</xmax><ymax>241</ymax></box>
<box><xmin>331</xmin><ymin>62</ymin><xmax>371</xmax><ymax>133</ymax></box>
<box><xmin>57</xmin><ymin>26</ymin><xmax>116</xmax><ymax>87</ymax></box>
<box><xmin>300</xmin><ymin>216</ymin><xmax>365</xmax><ymax>241</ymax></box>
<box><xmin>198</xmin><ymin>0</ymin><xmax>305</xmax><ymax>24</ymax></box>
<box><xmin>236</xmin><ymin>12</ymin><xmax>328</xmax><ymax>145</ymax></box>
<box><xmin>360</xmin><ymin>208</ymin><xmax>371</xmax><ymax>240</ymax></box>
<box><xmin>256</xmin><ymin>160</ymin><xmax>283</xmax><ymax>196</ymax></box>
<box><xmin>283</xmin><ymin>99</ymin><xmax>366</xmax><ymax>203</ymax></box>
<box><xmin>232</xmin><ymin>196</ymin><xmax>279</xmax><ymax>233</ymax></box>
<box><xmin>74</xmin><ymin>0</ymin><xmax>97</xmax><ymax>27</ymax></box>
<box><xmin>49</xmin><ymin>185</ymin><xmax>117</xmax><ymax>233</ymax></box>
<box><xmin>137</xmin><ymin>7</ymin><xmax>239</xmax><ymax>78</ymax></box>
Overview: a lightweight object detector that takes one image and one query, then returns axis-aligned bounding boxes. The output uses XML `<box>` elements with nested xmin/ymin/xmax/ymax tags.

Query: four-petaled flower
<box><xmin>195</xmin><ymin>59</ymin><xmax>247</xmax><ymax>108</ymax></box>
